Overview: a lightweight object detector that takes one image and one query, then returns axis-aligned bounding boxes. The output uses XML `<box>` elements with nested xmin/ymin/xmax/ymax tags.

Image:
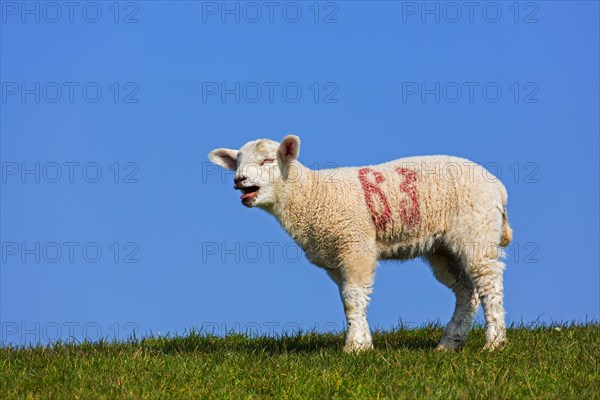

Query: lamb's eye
<box><xmin>260</xmin><ymin>158</ymin><xmax>275</xmax><ymax>166</ymax></box>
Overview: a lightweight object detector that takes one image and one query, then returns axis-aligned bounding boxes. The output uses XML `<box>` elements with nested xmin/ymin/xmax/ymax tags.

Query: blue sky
<box><xmin>1</xmin><ymin>1</ymin><xmax>598</xmax><ymax>346</ymax></box>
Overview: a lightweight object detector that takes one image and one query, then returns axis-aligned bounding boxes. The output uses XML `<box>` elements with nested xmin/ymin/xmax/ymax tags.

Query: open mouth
<box><xmin>240</xmin><ymin>186</ymin><xmax>260</xmax><ymax>202</ymax></box>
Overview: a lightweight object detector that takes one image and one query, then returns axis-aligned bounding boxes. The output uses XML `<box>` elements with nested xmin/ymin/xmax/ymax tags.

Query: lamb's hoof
<box><xmin>483</xmin><ymin>339</ymin><xmax>507</xmax><ymax>351</ymax></box>
<box><xmin>434</xmin><ymin>343</ymin><xmax>461</xmax><ymax>353</ymax></box>
<box><xmin>343</xmin><ymin>341</ymin><xmax>373</xmax><ymax>353</ymax></box>
<box><xmin>434</xmin><ymin>335</ymin><xmax>464</xmax><ymax>352</ymax></box>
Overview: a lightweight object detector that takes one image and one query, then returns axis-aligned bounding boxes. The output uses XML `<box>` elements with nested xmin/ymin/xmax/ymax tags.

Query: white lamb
<box><xmin>208</xmin><ymin>135</ymin><xmax>512</xmax><ymax>352</ymax></box>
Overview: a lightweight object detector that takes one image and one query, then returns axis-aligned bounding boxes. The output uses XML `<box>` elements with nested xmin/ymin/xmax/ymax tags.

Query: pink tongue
<box><xmin>240</xmin><ymin>192</ymin><xmax>256</xmax><ymax>200</ymax></box>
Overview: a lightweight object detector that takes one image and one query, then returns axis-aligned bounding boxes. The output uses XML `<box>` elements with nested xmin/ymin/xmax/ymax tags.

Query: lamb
<box><xmin>208</xmin><ymin>135</ymin><xmax>513</xmax><ymax>352</ymax></box>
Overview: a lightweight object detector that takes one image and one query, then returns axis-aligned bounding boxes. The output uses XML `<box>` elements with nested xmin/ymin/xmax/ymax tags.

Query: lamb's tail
<box><xmin>500</xmin><ymin>208</ymin><xmax>512</xmax><ymax>247</ymax></box>
<box><xmin>498</xmin><ymin>184</ymin><xmax>513</xmax><ymax>247</ymax></box>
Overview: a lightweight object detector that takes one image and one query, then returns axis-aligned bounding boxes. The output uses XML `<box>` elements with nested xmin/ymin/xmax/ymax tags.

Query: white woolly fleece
<box><xmin>209</xmin><ymin>136</ymin><xmax>512</xmax><ymax>352</ymax></box>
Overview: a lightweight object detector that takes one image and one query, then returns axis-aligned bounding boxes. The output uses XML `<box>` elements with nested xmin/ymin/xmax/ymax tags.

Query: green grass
<box><xmin>1</xmin><ymin>324</ymin><xmax>598</xmax><ymax>399</ymax></box>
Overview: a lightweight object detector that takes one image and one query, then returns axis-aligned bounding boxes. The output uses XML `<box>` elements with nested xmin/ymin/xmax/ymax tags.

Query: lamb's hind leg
<box><xmin>468</xmin><ymin>256</ymin><xmax>507</xmax><ymax>350</ymax></box>
<box><xmin>426</xmin><ymin>252</ymin><xmax>480</xmax><ymax>351</ymax></box>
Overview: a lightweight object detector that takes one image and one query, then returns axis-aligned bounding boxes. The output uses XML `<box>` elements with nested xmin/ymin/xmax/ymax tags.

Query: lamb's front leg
<box><xmin>342</xmin><ymin>281</ymin><xmax>374</xmax><ymax>352</ymax></box>
<box><xmin>328</xmin><ymin>259</ymin><xmax>375</xmax><ymax>353</ymax></box>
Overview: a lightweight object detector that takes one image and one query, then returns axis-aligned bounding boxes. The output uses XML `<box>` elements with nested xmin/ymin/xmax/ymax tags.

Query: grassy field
<box><xmin>1</xmin><ymin>324</ymin><xmax>598</xmax><ymax>399</ymax></box>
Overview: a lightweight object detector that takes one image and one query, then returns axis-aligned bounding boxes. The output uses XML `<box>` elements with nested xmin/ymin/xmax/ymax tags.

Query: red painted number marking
<box><xmin>396</xmin><ymin>167</ymin><xmax>420</xmax><ymax>228</ymax></box>
<box><xmin>358</xmin><ymin>168</ymin><xmax>392</xmax><ymax>231</ymax></box>
<box><xmin>358</xmin><ymin>167</ymin><xmax>421</xmax><ymax>231</ymax></box>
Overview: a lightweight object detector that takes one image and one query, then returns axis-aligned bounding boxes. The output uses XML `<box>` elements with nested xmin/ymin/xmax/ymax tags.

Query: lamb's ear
<box><xmin>277</xmin><ymin>135</ymin><xmax>300</xmax><ymax>164</ymax></box>
<box><xmin>208</xmin><ymin>148</ymin><xmax>238</xmax><ymax>170</ymax></box>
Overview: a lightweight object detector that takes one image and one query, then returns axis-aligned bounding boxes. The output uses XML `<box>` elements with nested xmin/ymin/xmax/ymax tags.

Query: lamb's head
<box><xmin>208</xmin><ymin>135</ymin><xmax>301</xmax><ymax>208</ymax></box>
